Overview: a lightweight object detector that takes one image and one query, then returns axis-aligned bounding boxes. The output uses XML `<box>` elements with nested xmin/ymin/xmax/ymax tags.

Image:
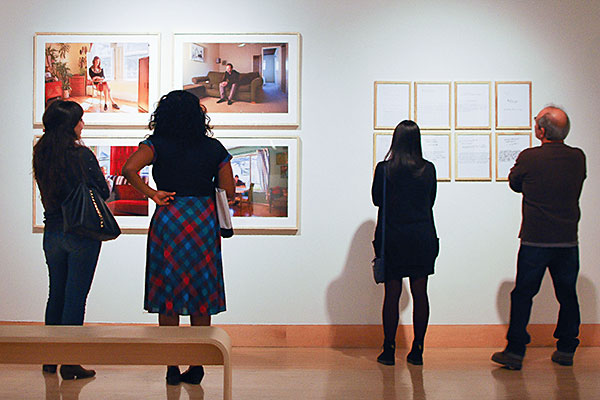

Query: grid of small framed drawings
<box><xmin>32</xmin><ymin>32</ymin><xmax>303</xmax><ymax>234</ymax></box>
<box><xmin>373</xmin><ymin>80</ymin><xmax>533</xmax><ymax>182</ymax></box>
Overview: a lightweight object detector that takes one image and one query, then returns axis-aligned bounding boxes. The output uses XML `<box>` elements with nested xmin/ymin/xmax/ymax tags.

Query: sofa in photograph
<box><xmin>184</xmin><ymin>71</ymin><xmax>264</xmax><ymax>103</ymax></box>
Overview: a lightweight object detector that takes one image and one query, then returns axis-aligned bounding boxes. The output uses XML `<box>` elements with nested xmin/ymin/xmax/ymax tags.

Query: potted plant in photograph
<box><xmin>54</xmin><ymin>61</ymin><xmax>72</xmax><ymax>99</ymax></box>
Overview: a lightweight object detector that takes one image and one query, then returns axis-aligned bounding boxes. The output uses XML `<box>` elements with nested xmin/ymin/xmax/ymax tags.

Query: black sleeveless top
<box><xmin>141</xmin><ymin>135</ymin><xmax>231</xmax><ymax>197</ymax></box>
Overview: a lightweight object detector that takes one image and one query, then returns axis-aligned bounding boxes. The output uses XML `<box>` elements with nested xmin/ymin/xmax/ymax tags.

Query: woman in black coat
<box><xmin>372</xmin><ymin>120</ymin><xmax>439</xmax><ymax>366</ymax></box>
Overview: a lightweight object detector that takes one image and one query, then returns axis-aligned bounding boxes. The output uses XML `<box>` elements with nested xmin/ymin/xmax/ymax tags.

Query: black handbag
<box><xmin>372</xmin><ymin>164</ymin><xmax>387</xmax><ymax>284</ymax></box>
<box><xmin>62</xmin><ymin>182</ymin><xmax>121</xmax><ymax>241</ymax></box>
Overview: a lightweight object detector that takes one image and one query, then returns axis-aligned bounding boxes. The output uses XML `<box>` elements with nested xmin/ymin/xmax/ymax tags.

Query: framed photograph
<box><xmin>34</xmin><ymin>33</ymin><xmax>160</xmax><ymax>128</ymax></box>
<box><xmin>373</xmin><ymin>131</ymin><xmax>451</xmax><ymax>181</ymax></box>
<box><xmin>455</xmin><ymin>132</ymin><xmax>492</xmax><ymax>181</ymax></box>
<box><xmin>374</xmin><ymin>81</ymin><xmax>411</xmax><ymax>130</ymax></box>
<box><xmin>33</xmin><ymin>135</ymin><xmax>154</xmax><ymax>233</ymax></box>
<box><xmin>496</xmin><ymin>132</ymin><xmax>531</xmax><ymax>181</ymax></box>
<box><xmin>190</xmin><ymin>43</ymin><xmax>205</xmax><ymax>62</ymax></box>
<box><xmin>414</xmin><ymin>82</ymin><xmax>451</xmax><ymax>129</ymax></box>
<box><xmin>455</xmin><ymin>81</ymin><xmax>491</xmax><ymax>130</ymax></box>
<box><xmin>174</xmin><ymin>33</ymin><xmax>301</xmax><ymax>127</ymax></box>
<box><xmin>495</xmin><ymin>81</ymin><xmax>532</xmax><ymax>130</ymax></box>
<box><xmin>219</xmin><ymin>136</ymin><xmax>299</xmax><ymax>233</ymax></box>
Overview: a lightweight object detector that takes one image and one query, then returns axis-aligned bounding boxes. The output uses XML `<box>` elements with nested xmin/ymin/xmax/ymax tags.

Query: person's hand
<box><xmin>151</xmin><ymin>191</ymin><xmax>176</xmax><ymax>206</ymax></box>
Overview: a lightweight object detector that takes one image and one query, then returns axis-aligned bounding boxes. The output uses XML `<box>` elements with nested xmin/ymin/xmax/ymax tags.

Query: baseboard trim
<box><xmin>2</xmin><ymin>321</ymin><xmax>598</xmax><ymax>348</ymax></box>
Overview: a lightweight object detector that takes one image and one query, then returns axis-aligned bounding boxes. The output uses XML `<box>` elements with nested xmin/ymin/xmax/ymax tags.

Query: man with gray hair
<box><xmin>492</xmin><ymin>105</ymin><xmax>586</xmax><ymax>370</ymax></box>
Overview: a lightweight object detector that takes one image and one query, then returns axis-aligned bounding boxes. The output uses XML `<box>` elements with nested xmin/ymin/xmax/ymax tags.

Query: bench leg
<box><xmin>224</xmin><ymin>359</ymin><xmax>232</xmax><ymax>400</ymax></box>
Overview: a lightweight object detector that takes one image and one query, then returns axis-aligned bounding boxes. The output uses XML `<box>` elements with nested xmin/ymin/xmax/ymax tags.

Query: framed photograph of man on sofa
<box><xmin>34</xmin><ymin>33</ymin><xmax>160</xmax><ymax>128</ymax></box>
<box><xmin>217</xmin><ymin>136</ymin><xmax>299</xmax><ymax>233</ymax></box>
<box><xmin>173</xmin><ymin>33</ymin><xmax>301</xmax><ymax>127</ymax></box>
<box><xmin>33</xmin><ymin>135</ymin><xmax>155</xmax><ymax>234</ymax></box>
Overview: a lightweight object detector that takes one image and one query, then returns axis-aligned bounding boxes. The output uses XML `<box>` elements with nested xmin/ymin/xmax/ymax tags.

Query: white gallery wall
<box><xmin>0</xmin><ymin>0</ymin><xmax>598</xmax><ymax>327</ymax></box>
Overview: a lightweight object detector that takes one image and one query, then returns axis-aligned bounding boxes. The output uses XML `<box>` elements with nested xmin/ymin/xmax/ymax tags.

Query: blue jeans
<box><xmin>506</xmin><ymin>245</ymin><xmax>580</xmax><ymax>355</ymax></box>
<box><xmin>43</xmin><ymin>230</ymin><xmax>101</xmax><ymax>326</ymax></box>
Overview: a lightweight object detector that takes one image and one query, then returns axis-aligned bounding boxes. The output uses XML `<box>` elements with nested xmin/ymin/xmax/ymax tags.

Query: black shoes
<box><xmin>407</xmin><ymin>342</ymin><xmax>424</xmax><ymax>365</ymax></box>
<box><xmin>180</xmin><ymin>366</ymin><xmax>205</xmax><ymax>384</ymax></box>
<box><xmin>42</xmin><ymin>364</ymin><xmax>57</xmax><ymax>373</ymax></box>
<box><xmin>216</xmin><ymin>98</ymin><xmax>227</xmax><ymax>104</ymax></box>
<box><xmin>377</xmin><ymin>340</ymin><xmax>395</xmax><ymax>366</ymax></box>
<box><xmin>112</xmin><ymin>103</ymin><xmax>120</xmax><ymax>110</ymax></box>
<box><xmin>166</xmin><ymin>366</ymin><xmax>181</xmax><ymax>385</ymax></box>
<box><xmin>104</xmin><ymin>104</ymin><xmax>108</xmax><ymax>111</ymax></box>
<box><xmin>227</xmin><ymin>100</ymin><xmax>233</xmax><ymax>105</ymax></box>
<box><xmin>59</xmin><ymin>365</ymin><xmax>96</xmax><ymax>380</ymax></box>
<box><xmin>491</xmin><ymin>350</ymin><xmax>524</xmax><ymax>370</ymax></box>
<box><xmin>551</xmin><ymin>350</ymin><xmax>574</xmax><ymax>366</ymax></box>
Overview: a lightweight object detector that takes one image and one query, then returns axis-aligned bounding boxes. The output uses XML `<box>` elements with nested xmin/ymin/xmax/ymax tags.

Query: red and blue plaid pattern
<box><xmin>145</xmin><ymin>196</ymin><xmax>226</xmax><ymax>316</ymax></box>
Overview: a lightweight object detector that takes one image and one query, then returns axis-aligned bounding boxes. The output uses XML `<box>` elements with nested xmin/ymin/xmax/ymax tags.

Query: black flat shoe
<box><xmin>112</xmin><ymin>103</ymin><xmax>120</xmax><ymax>110</ymax></box>
<box><xmin>42</xmin><ymin>364</ymin><xmax>57</xmax><ymax>374</ymax></box>
<box><xmin>60</xmin><ymin>365</ymin><xmax>96</xmax><ymax>380</ymax></box>
<box><xmin>407</xmin><ymin>343</ymin><xmax>424</xmax><ymax>365</ymax></box>
<box><xmin>104</xmin><ymin>104</ymin><xmax>108</xmax><ymax>111</ymax></box>
<box><xmin>376</xmin><ymin>340</ymin><xmax>395</xmax><ymax>366</ymax></box>
<box><xmin>216</xmin><ymin>98</ymin><xmax>227</xmax><ymax>104</ymax></box>
<box><xmin>180</xmin><ymin>366</ymin><xmax>204</xmax><ymax>384</ymax></box>
<box><xmin>166</xmin><ymin>366</ymin><xmax>181</xmax><ymax>385</ymax></box>
<box><xmin>227</xmin><ymin>100</ymin><xmax>233</xmax><ymax>105</ymax></box>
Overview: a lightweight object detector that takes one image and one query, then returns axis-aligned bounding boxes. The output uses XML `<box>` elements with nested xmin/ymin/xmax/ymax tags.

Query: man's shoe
<box><xmin>551</xmin><ymin>350</ymin><xmax>574</xmax><ymax>366</ymax></box>
<box><xmin>216</xmin><ymin>98</ymin><xmax>227</xmax><ymax>104</ymax></box>
<box><xmin>112</xmin><ymin>103</ymin><xmax>120</xmax><ymax>110</ymax></box>
<box><xmin>491</xmin><ymin>350</ymin><xmax>523</xmax><ymax>370</ymax></box>
<box><xmin>104</xmin><ymin>104</ymin><xmax>108</xmax><ymax>111</ymax></box>
<box><xmin>227</xmin><ymin>100</ymin><xmax>233</xmax><ymax>105</ymax></box>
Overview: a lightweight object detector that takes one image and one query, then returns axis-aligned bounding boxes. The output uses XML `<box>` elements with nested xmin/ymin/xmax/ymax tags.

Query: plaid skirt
<box><xmin>144</xmin><ymin>196</ymin><xmax>226</xmax><ymax>316</ymax></box>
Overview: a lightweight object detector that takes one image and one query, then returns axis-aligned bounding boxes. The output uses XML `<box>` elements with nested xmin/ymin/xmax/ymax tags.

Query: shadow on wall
<box><xmin>325</xmin><ymin>220</ymin><xmax>409</xmax><ymax>347</ymax></box>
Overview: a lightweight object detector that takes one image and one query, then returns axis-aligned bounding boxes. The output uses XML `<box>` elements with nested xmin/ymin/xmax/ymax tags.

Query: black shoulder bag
<box><xmin>61</xmin><ymin>153</ymin><xmax>121</xmax><ymax>241</ymax></box>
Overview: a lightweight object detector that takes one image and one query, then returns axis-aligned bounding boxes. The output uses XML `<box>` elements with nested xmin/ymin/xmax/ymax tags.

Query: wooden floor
<box><xmin>0</xmin><ymin>347</ymin><xmax>596</xmax><ymax>399</ymax></box>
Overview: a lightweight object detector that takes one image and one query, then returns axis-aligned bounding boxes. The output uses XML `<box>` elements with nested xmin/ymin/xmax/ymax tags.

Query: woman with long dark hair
<box><xmin>122</xmin><ymin>90</ymin><xmax>235</xmax><ymax>385</ymax></box>
<box><xmin>89</xmin><ymin>56</ymin><xmax>120</xmax><ymax>111</ymax></box>
<box><xmin>372</xmin><ymin>120</ymin><xmax>439</xmax><ymax>366</ymax></box>
<box><xmin>33</xmin><ymin>100</ymin><xmax>109</xmax><ymax>379</ymax></box>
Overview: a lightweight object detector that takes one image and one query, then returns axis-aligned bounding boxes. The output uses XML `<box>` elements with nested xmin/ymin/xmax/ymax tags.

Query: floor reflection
<box><xmin>43</xmin><ymin>370</ymin><xmax>96</xmax><ymax>400</ymax></box>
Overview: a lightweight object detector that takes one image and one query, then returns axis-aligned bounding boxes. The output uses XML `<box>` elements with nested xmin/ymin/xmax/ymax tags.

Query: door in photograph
<box><xmin>138</xmin><ymin>56</ymin><xmax>149</xmax><ymax>112</ymax></box>
<box><xmin>262</xmin><ymin>49</ymin><xmax>276</xmax><ymax>83</ymax></box>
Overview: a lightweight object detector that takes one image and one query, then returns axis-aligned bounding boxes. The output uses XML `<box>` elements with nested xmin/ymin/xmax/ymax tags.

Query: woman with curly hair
<box><xmin>122</xmin><ymin>90</ymin><xmax>235</xmax><ymax>385</ymax></box>
<box><xmin>33</xmin><ymin>100</ymin><xmax>109</xmax><ymax>380</ymax></box>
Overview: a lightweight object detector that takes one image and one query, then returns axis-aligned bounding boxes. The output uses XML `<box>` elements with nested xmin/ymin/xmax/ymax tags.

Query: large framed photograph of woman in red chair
<box><xmin>34</xmin><ymin>33</ymin><xmax>160</xmax><ymax>128</ymax></box>
<box><xmin>33</xmin><ymin>135</ymin><xmax>155</xmax><ymax>233</ymax></box>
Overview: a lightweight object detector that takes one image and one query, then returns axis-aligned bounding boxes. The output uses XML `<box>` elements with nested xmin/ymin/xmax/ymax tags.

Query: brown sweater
<box><xmin>509</xmin><ymin>142</ymin><xmax>586</xmax><ymax>244</ymax></box>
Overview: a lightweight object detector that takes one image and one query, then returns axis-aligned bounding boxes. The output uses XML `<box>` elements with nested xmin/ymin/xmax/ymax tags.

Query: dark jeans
<box><xmin>507</xmin><ymin>245</ymin><xmax>580</xmax><ymax>355</ymax></box>
<box><xmin>43</xmin><ymin>230</ymin><xmax>101</xmax><ymax>326</ymax></box>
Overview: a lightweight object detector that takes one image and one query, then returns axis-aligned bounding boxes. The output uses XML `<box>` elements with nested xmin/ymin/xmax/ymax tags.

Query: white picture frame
<box><xmin>495</xmin><ymin>81</ymin><xmax>532</xmax><ymax>130</ymax></box>
<box><xmin>414</xmin><ymin>82</ymin><xmax>451</xmax><ymax>129</ymax></box>
<box><xmin>217</xmin><ymin>136</ymin><xmax>299</xmax><ymax>233</ymax></box>
<box><xmin>34</xmin><ymin>33</ymin><xmax>160</xmax><ymax>128</ymax></box>
<box><xmin>374</xmin><ymin>81</ymin><xmax>411</xmax><ymax>130</ymax></box>
<box><xmin>455</xmin><ymin>132</ymin><xmax>492</xmax><ymax>181</ymax></box>
<box><xmin>496</xmin><ymin>132</ymin><xmax>531</xmax><ymax>181</ymax></box>
<box><xmin>174</xmin><ymin>33</ymin><xmax>301</xmax><ymax>128</ymax></box>
<box><xmin>455</xmin><ymin>81</ymin><xmax>492</xmax><ymax>130</ymax></box>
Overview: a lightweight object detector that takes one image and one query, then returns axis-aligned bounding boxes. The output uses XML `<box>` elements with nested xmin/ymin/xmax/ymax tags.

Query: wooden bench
<box><xmin>0</xmin><ymin>325</ymin><xmax>232</xmax><ymax>400</ymax></box>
